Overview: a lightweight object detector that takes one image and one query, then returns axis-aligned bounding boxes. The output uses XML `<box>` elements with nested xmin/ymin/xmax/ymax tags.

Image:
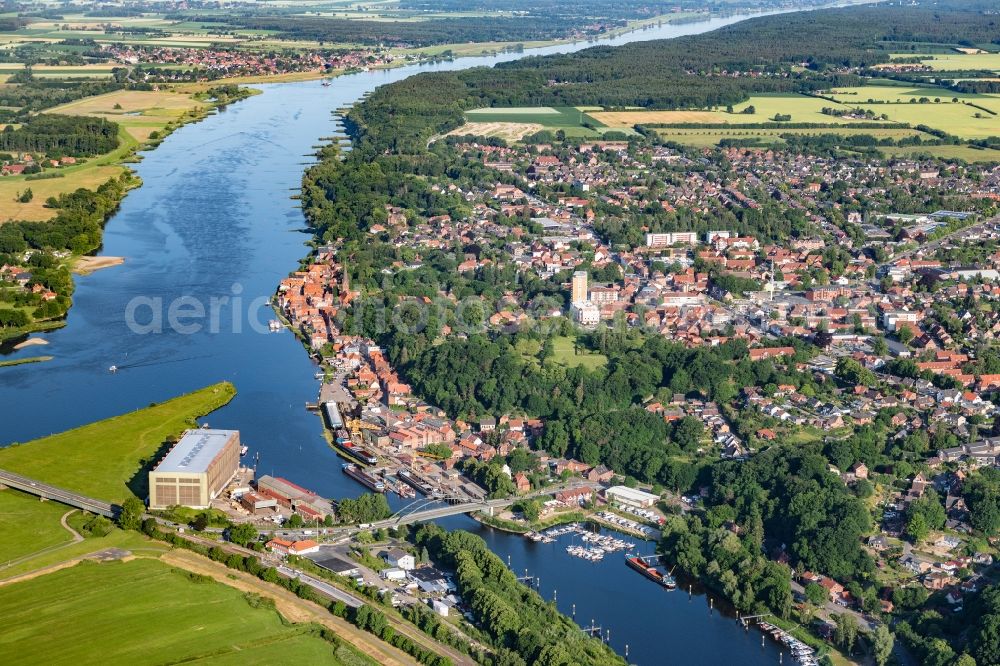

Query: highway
<box><xmin>0</xmin><ymin>467</ymin><xmax>116</xmax><ymax>518</ymax></box>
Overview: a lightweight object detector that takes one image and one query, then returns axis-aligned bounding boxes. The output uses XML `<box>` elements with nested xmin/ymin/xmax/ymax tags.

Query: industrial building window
<box><xmin>178</xmin><ymin>485</ymin><xmax>201</xmax><ymax>505</ymax></box>
<box><xmin>156</xmin><ymin>485</ymin><xmax>178</xmax><ymax>505</ymax></box>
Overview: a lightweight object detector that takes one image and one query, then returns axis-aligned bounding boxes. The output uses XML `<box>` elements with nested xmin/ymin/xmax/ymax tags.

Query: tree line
<box><xmin>0</xmin><ymin>114</ymin><xmax>119</xmax><ymax>156</ymax></box>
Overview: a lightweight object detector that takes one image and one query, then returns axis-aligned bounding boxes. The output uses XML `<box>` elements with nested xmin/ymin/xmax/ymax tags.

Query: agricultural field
<box><xmin>447</xmin><ymin>121</ymin><xmax>543</xmax><ymax>141</ymax></box>
<box><xmin>0</xmin><ymin>64</ymin><xmax>118</xmax><ymax>79</ymax></box>
<box><xmin>824</xmin><ymin>85</ymin><xmax>1000</xmax><ymax>137</ymax></box>
<box><xmin>862</xmin><ymin>102</ymin><xmax>1000</xmax><ymax>138</ymax></box>
<box><xmin>588</xmin><ymin>88</ymin><xmax>1000</xmax><ymax>141</ymax></box>
<box><xmin>593</xmin><ymin>109</ymin><xmax>725</xmax><ymax>126</ymax></box>
<box><xmin>466</xmin><ymin>105</ymin><xmax>595</xmax><ymax>125</ymax></box>
<box><xmin>464</xmin><ymin>106</ymin><xmax>634</xmax><ymax>138</ymax></box>
<box><xmin>48</xmin><ymin>88</ymin><xmax>204</xmax><ymax>121</ymax></box>
<box><xmin>591</xmin><ymin>94</ymin><xmax>885</xmax><ymax>128</ymax></box>
<box><xmin>0</xmin><ymin>558</ymin><xmax>359</xmax><ymax>665</ymax></box>
<box><xmin>0</xmin><ymin>382</ymin><xmax>236</xmax><ymax>503</ymax></box>
<box><xmin>0</xmin><ymin>158</ymin><xmax>124</xmax><ymax>223</ymax></box>
<box><xmin>880</xmin><ymin>144</ymin><xmax>1000</xmax><ymax>162</ymax></box>
<box><xmin>7</xmin><ymin>13</ymin><xmax>249</xmax><ymax>49</ymax></box>
<box><xmin>914</xmin><ymin>52</ymin><xmax>1000</xmax><ymax>72</ymax></box>
<box><xmin>827</xmin><ymin>88</ymin><xmax>1000</xmax><ymax>139</ymax></box>
<box><xmin>657</xmin><ymin>126</ymin><xmax>927</xmax><ymax>148</ymax></box>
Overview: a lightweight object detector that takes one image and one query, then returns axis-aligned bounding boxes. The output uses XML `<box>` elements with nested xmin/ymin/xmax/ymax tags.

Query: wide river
<box><xmin>1</xmin><ymin>10</ymin><xmax>817</xmax><ymax>664</ymax></box>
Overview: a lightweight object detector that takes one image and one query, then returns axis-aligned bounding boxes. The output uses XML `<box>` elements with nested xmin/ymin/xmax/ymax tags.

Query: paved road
<box><xmin>279</xmin><ymin>565</ymin><xmax>363</xmax><ymax>608</ymax></box>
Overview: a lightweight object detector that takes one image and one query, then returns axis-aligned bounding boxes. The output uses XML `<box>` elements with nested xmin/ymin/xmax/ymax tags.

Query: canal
<box><xmin>1</xmin><ymin>10</ymin><xmax>804</xmax><ymax>665</ymax></box>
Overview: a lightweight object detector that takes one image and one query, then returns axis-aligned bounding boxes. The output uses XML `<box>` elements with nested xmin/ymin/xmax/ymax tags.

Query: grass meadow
<box><xmin>0</xmin><ymin>558</ymin><xmax>362</xmax><ymax>665</ymax></box>
<box><xmin>0</xmin><ymin>382</ymin><xmax>236</xmax><ymax>503</ymax></box>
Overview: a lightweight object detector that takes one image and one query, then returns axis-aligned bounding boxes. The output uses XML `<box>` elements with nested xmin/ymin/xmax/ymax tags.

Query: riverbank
<box><xmin>0</xmin><ymin>355</ymin><xmax>52</xmax><ymax>368</ymax></box>
<box><xmin>73</xmin><ymin>256</ymin><xmax>124</xmax><ymax>275</ymax></box>
<box><xmin>474</xmin><ymin>510</ymin><xmax>588</xmax><ymax>534</ymax></box>
<box><xmin>0</xmin><ymin>87</ymin><xmax>258</xmax><ymax>346</ymax></box>
<box><xmin>0</xmin><ymin>382</ymin><xmax>236</xmax><ymax>502</ymax></box>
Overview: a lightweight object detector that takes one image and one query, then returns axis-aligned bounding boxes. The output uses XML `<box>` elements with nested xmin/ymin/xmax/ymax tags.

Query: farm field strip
<box><xmin>463</xmin><ymin>105</ymin><xmax>619</xmax><ymax>138</ymax></box>
<box><xmin>657</xmin><ymin>126</ymin><xmax>928</xmax><ymax>147</ymax></box>
<box><xmin>591</xmin><ymin>94</ymin><xmax>893</xmax><ymax>128</ymax></box>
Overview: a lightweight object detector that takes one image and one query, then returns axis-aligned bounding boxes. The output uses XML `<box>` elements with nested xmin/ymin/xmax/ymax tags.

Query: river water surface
<box><xmin>1</xmin><ymin>11</ymin><xmax>810</xmax><ymax>664</ymax></box>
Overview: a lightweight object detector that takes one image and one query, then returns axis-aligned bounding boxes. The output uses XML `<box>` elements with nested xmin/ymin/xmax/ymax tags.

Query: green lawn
<box><xmin>0</xmin><ymin>488</ymin><xmax>75</xmax><ymax>563</ymax></box>
<box><xmin>0</xmin><ymin>382</ymin><xmax>236</xmax><ymax>503</ymax></box>
<box><xmin>550</xmin><ymin>335</ymin><xmax>608</xmax><ymax>370</ymax></box>
<box><xmin>0</xmin><ymin>558</ymin><xmax>362</xmax><ymax>665</ymax></box>
<box><xmin>0</xmin><ymin>522</ymin><xmax>167</xmax><ymax>580</ymax></box>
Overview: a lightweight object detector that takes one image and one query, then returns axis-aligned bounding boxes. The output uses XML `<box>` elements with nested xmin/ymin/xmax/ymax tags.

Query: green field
<box><xmin>0</xmin><ymin>488</ymin><xmax>77</xmax><ymax>563</ymax></box>
<box><xmin>657</xmin><ymin>126</ymin><xmax>926</xmax><ymax>148</ymax></box>
<box><xmin>0</xmin><ymin>516</ymin><xmax>166</xmax><ymax>581</ymax></box>
<box><xmin>880</xmin><ymin>144</ymin><xmax>1000</xmax><ymax>162</ymax></box>
<box><xmin>550</xmin><ymin>335</ymin><xmax>608</xmax><ymax>370</ymax></box>
<box><xmin>827</xmin><ymin>85</ymin><xmax>1000</xmax><ymax>138</ymax></box>
<box><xmin>591</xmin><ymin>93</ymin><xmax>890</xmax><ymax>128</ymax></box>
<box><xmin>916</xmin><ymin>53</ymin><xmax>1000</xmax><ymax>72</ymax></box>
<box><xmin>0</xmin><ymin>558</ymin><xmax>363</xmax><ymax>665</ymax></box>
<box><xmin>730</xmin><ymin>93</ymin><xmax>874</xmax><ymax>124</ymax></box>
<box><xmin>0</xmin><ymin>382</ymin><xmax>236</xmax><ymax>503</ymax></box>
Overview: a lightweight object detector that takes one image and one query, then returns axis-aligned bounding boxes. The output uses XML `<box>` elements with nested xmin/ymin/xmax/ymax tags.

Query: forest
<box><xmin>213</xmin><ymin>15</ymin><xmax>601</xmax><ymax>47</ymax></box>
<box><xmin>380</xmin><ymin>328</ymin><xmax>818</xmax><ymax>491</ymax></box>
<box><xmin>0</xmin><ymin>77</ymin><xmax>123</xmax><ymax>116</ymax></box>
<box><xmin>0</xmin><ymin>115</ymin><xmax>119</xmax><ymax>156</ymax></box>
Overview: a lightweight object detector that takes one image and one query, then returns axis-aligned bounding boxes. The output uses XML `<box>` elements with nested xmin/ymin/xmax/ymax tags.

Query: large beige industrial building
<box><xmin>148</xmin><ymin>429</ymin><xmax>240</xmax><ymax>509</ymax></box>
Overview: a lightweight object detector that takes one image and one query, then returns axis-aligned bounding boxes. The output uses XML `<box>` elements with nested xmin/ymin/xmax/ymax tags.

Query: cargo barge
<box><xmin>625</xmin><ymin>554</ymin><xmax>676</xmax><ymax>589</ymax></box>
<box><xmin>397</xmin><ymin>468</ymin><xmax>435</xmax><ymax>496</ymax></box>
<box><xmin>331</xmin><ymin>429</ymin><xmax>378</xmax><ymax>465</ymax></box>
<box><xmin>342</xmin><ymin>463</ymin><xmax>386</xmax><ymax>492</ymax></box>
